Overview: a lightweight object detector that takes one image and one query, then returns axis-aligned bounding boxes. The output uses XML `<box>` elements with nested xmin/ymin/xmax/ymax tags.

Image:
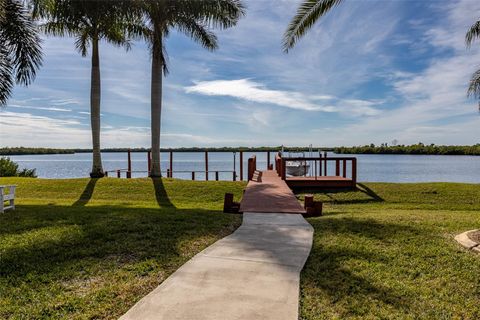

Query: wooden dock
<box><xmin>239</xmin><ymin>170</ymin><xmax>305</xmax><ymax>214</ymax></box>
<box><xmin>286</xmin><ymin>176</ymin><xmax>353</xmax><ymax>188</ymax></box>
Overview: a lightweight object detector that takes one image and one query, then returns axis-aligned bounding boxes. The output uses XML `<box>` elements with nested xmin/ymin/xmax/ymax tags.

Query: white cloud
<box><xmin>314</xmin><ymin>0</ymin><xmax>480</xmax><ymax>146</ymax></box>
<box><xmin>185</xmin><ymin>78</ymin><xmax>381</xmax><ymax>116</ymax></box>
<box><xmin>8</xmin><ymin>104</ymin><xmax>72</xmax><ymax>112</ymax></box>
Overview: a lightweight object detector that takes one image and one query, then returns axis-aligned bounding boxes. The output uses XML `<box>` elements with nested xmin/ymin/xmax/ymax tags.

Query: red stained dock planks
<box><xmin>239</xmin><ymin>170</ymin><xmax>306</xmax><ymax>214</ymax></box>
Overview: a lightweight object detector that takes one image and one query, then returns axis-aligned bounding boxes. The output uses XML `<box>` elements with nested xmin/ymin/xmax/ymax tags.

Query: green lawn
<box><xmin>0</xmin><ymin>177</ymin><xmax>244</xmax><ymax>319</ymax></box>
<box><xmin>1</xmin><ymin>178</ymin><xmax>480</xmax><ymax>319</ymax></box>
<box><xmin>298</xmin><ymin>183</ymin><xmax>480</xmax><ymax>319</ymax></box>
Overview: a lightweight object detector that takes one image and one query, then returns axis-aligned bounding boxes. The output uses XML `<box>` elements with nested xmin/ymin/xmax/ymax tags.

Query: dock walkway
<box><xmin>239</xmin><ymin>170</ymin><xmax>306</xmax><ymax>214</ymax></box>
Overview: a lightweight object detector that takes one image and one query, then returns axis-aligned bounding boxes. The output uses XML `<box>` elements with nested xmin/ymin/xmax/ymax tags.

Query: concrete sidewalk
<box><xmin>120</xmin><ymin>212</ymin><xmax>314</xmax><ymax>320</ymax></box>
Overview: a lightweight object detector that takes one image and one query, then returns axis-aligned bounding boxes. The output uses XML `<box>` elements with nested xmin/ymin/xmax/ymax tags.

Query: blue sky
<box><xmin>1</xmin><ymin>0</ymin><xmax>480</xmax><ymax>148</ymax></box>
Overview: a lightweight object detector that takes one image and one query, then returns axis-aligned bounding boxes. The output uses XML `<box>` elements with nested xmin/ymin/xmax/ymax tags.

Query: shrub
<box><xmin>0</xmin><ymin>157</ymin><xmax>37</xmax><ymax>177</ymax></box>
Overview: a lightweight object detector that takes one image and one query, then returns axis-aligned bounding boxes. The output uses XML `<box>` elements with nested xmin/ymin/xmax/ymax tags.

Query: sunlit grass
<box><xmin>298</xmin><ymin>183</ymin><xmax>480</xmax><ymax>319</ymax></box>
<box><xmin>2</xmin><ymin>178</ymin><xmax>480</xmax><ymax>318</ymax></box>
<box><xmin>0</xmin><ymin>177</ymin><xmax>244</xmax><ymax>319</ymax></box>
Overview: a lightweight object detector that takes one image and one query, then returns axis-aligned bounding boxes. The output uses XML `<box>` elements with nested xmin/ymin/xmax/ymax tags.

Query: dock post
<box><xmin>335</xmin><ymin>160</ymin><xmax>340</xmax><ymax>176</ymax></box>
<box><xmin>169</xmin><ymin>150</ymin><xmax>173</xmax><ymax>178</ymax></box>
<box><xmin>205</xmin><ymin>151</ymin><xmax>209</xmax><ymax>181</ymax></box>
<box><xmin>215</xmin><ymin>171</ymin><xmax>219</xmax><ymax>181</ymax></box>
<box><xmin>323</xmin><ymin>152</ymin><xmax>327</xmax><ymax>176</ymax></box>
<box><xmin>281</xmin><ymin>158</ymin><xmax>286</xmax><ymax>180</ymax></box>
<box><xmin>117</xmin><ymin>170</ymin><xmax>121</xmax><ymax>178</ymax></box>
<box><xmin>147</xmin><ymin>150</ymin><xmax>151</xmax><ymax>176</ymax></box>
<box><xmin>233</xmin><ymin>171</ymin><xmax>236</xmax><ymax>181</ymax></box>
<box><xmin>343</xmin><ymin>159</ymin><xmax>347</xmax><ymax>178</ymax></box>
<box><xmin>192</xmin><ymin>171</ymin><xmax>195</xmax><ymax>180</ymax></box>
<box><xmin>167</xmin><ymin>169</ymin><xmax>170</xmax><ymax>178</ymax></box>
<box><xmin>352</xmin><ymin>158</ymin><xmax>357</xmax><ymax>187</ymax></box>
<box><xmin>127</xmin><ymin>149</ymin><xmax>132</xmax><ymax>178</ymax></box>
<box><xmin>239</xmin><ymin>151</ymin><xmax>243</xmax><ymax>181</ymax></box>
<box><xmin>304</xmin><ymin>195</ymin><xmax>314</xmax><ymax>209</ymax></box>
<box><xmin>267</xmin><ymin>151</ymin><xmax>270</xmax><ymax>170</ymax></box>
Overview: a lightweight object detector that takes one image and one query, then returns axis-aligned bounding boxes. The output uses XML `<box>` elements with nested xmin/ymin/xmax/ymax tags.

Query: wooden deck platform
<box><xmin>286</xmin><ymin>176</ymin><xmax>354</xmax><ymax>189</ymax></box>
<box><xmin>239</xmin><ymin>170</ymin><xmax>305</xmax><ymax>214</ymax></box>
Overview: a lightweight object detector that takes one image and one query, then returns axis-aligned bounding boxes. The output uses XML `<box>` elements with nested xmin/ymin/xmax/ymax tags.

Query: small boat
<box><xmin>282</xmin><ymin>150</ymin><xmax>310</xmax><ymax>176</ymax></box>
<box><xmin>285</xmin><ymin>160</ymin><xmax>310</xmax><ymax>176</ymax></box>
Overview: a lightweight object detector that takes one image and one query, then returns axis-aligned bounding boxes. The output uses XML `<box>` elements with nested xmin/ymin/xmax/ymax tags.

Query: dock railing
<box><xmin>276</xmin><ymin>154</ymin><xmax>357</xmax><ymax>185</ymax></box>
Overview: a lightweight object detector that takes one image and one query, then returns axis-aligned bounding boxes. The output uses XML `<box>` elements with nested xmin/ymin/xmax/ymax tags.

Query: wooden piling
<box><xmin>147</xmin><ymin>150</ymin><xmax>151</xmax><ymax>175</ymax></box>
<box><xmin>352</xmin><ymin>158</ymin><xmax>357</xmax><ymax>186</ymax></box>
<box><xmin>117</xmin><ymin>170</ymin><xmax>120</xmax><ymax>178</ymax></box>
<box><xmin>343</xmin><ymin>159</ymin><xmax>347</xmax><ymax>178</ymax></box>
<box><xmin>215</xmin><ymin>171</ymin><xmax>219</xmax><ymax>181</ymax></box>
<box><xmin>267</xmin><ymin>151</ymin><xmax>270</xmax><ymax>169</ymax></box>
<box><xmin>205</xmin><ymin>151</ymin><xmax>209</xmax><ymax>181</ymax></box>
<box><xmin>192</xmin><ymin>171</ymin><xmax>195</xmax><ymax>180</ymax></box>
<box><xmin>239</xmin><ymin>151</ymin><xmax>243</xmax><ymax>181</ymax></box>
<box><xmin>169</xmin><ymin>150</ymin><xmax>173</xmax><ymax>178</ymax></box>
<box><xmin>304</xmin><ymin>195</ymin><xmax>314</xmax><ymax>209</ymax></box>
<box><xmin>323</xmin><ymin>152</ymin><xmax>327</xmax><ymax>175</ymax></box>
<box><xmin>335</xmin><ymin>159</ymin><xmax>340</xmax><ymax>176</ymax></box>
<box><xmin>127</xmin><ymin>149</ymin><xmax>132</xmax><ymax>178</ymax></box>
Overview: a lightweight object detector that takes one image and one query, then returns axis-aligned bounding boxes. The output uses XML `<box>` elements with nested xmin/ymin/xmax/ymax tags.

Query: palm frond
<box><xmin>0</xmin><ymin>0</ymin><xmax>42</xmax><ymax>105</ymax></box>
<box><xmin>283</xmin><ymin>0</ymin><xmax>343</xmax><ymax>52</ymax></box>
<box><xmin>186</xmin><ymin>0</ymin><xmax>246</xmax><ymax>29</ymax></box>
<box><xmin>0</xmin><ymin>48</ymin><xmax>14</xmax><ymax>105</ymax></box>
<box><xmin>467</xmin><ymin>68</ymin><xmax>480</xmax><ymax>99</ymax></box>
<box><xmin>466</xmin><ymin>20</ymin><xmax>480</xmax><ymax>48</ymax></box>
<box><xmin>74</xmin><ymin>30</ymin><xmax>90</xmax><ymax>57</ymax></box>
<box><xmin>175</xmin><ymin>17</ymin><xmax>218</xmax><ymax>51</ymax></box>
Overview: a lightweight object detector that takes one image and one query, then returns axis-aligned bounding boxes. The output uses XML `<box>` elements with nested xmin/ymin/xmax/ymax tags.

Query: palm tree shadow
<box><xmin>73</xmin><ymin>178</ymin><xmax>98</xmax><ymax>206</ymax></box>
<box><xmin>357</xmin><ymin>183</ymin><xmax>384</xmax><ymax>202</ymax></box>
<box><xmin>151</xmin><ymin>177</ymin><xmax>174</xmax><ymax>208</ymax></box>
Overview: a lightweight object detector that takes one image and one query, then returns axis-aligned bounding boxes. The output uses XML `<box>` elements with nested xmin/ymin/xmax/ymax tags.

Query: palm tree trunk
<box><xmin>150</xmin><ymin>36</ymin><xmax>163</xmax><ymax>177</ymax></box>
<box><xmin>90</xmin><ymin>37</ymin><xmax>104</xmax><ymax>178</ymax></box>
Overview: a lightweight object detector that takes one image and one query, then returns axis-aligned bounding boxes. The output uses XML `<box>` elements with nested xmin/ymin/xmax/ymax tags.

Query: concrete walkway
<box><xmin>120</xmin><ymin>212</ymin><xmax>314</xmax><ymax>320</ymax></box>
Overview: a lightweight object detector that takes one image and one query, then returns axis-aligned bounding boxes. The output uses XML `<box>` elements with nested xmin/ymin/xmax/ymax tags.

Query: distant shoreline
<box><xmin>0</xmin><ymin>146</ymin><xmax>332</xmax><ymax>155</ymax></box>
<box><xmin>1</xmin><ymin>144</ymin><xmax>479</xmax><ymax>156</ymax></box>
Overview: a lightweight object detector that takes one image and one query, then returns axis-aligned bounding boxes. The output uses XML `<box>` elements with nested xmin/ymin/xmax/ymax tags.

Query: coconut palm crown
<box><xmin>33</xmin><ymin>0</ymin><xmax>133</xmax><ymax>178</ymax></box>
<box><xmin>132</xmin><ymin>0</ymin><xmax>245</xmax><ymax>177</ymax></box>
<box><xmin>0</xmin><ymin>0</ymin><xmax>43</xmax><ymax>105</ymax></box>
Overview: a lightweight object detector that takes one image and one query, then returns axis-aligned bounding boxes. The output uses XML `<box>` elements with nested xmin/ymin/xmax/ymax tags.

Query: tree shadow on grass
<box><xmin>357</xmin><ymin>183</ymin><xmax>384</xmax><ymax>202</ymax></box>
<box><xmin>151</xmin><ymin>177</ymin><xmax>174</xmax><ymax>208</ymax></box>
<box><xmin>296</xmin><ymin>183</ymin><xmax>384</xmax><ymax>205</ymax></box>
<box><xmin>301</xmin><ymin>217</ymin><xmax>420</xmax><ymax>317</ymax></box>
<box><xmin>72</xmin><ymin>178</ymin><xmax>99</xmax><ymax>206</ymax></box>
<box><xmin>0</xmin><ymin>204</ymin><xmax>237</xmax><ymax>279</ymax></box>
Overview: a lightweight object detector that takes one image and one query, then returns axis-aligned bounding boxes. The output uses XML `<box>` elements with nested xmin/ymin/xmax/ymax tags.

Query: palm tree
<box><xmin>133</xmin><ymin>0</ymin><xmax>245</xmax><ymax>177</ymax></box>
<box><xmin>0</xmin><ymin>0</ymin><xmax>42</xmax><ymax>105</ymax></box>
<box><xmin>466</xmin><ymin>20</ymin><xmax>480</xmax><ymax>103</ymax></box>
<box><xmin>34</xmin><ymin>0</ymin><xmax>132</xmax><ymax>178</ymax></box>
<box><xmin>283</xmin><ymin>0</ymin><xmax>343</xmax><ymax>52</ymax></box>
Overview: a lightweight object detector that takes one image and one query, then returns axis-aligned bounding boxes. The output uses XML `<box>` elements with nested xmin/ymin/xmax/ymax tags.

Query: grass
<box><xmin>2</xmin><ymin>178</ymin><xmax>480</xmax><ymax>319</ymax></box>
<box><xmin>0</xmin><ymin>177</ymin><xmax>245</xmax><ymax>319</ymax></box>
<box><xmin>297</xmin><ymin>183</ymin><xmax>480</xmax><ymax>319</ymax></box>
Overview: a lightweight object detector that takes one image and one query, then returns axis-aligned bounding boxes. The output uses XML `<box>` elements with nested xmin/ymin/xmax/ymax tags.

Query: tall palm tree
<box><xmin>466</xmin><ymin>20</ymin><xmax>480</xmax><ymax>103</ymax></box>
<box><xmin>0</xmin><ymin>0</ymin><xmax>42</xmax><ymax>105</ymax></box>
<box><xmin>133</xmin><ymin>0</ymin><xmax>245</xmax><ymax>177</ymax></box>
<box><xmin>283</xmin><ymin>0</ymin><xmax>342</xmax><ymax>52</ymax></box>
<box><xmin>34</xmin><ymin>0</ymin><xmax>132</xmax><ymax>178</ymax></box>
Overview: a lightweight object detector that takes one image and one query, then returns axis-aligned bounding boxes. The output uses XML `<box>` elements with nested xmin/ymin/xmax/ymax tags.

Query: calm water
<box><xmin>7</xmin><ymin>152</ymin><xmax>480</xmax><ymax>183</ymax></box>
